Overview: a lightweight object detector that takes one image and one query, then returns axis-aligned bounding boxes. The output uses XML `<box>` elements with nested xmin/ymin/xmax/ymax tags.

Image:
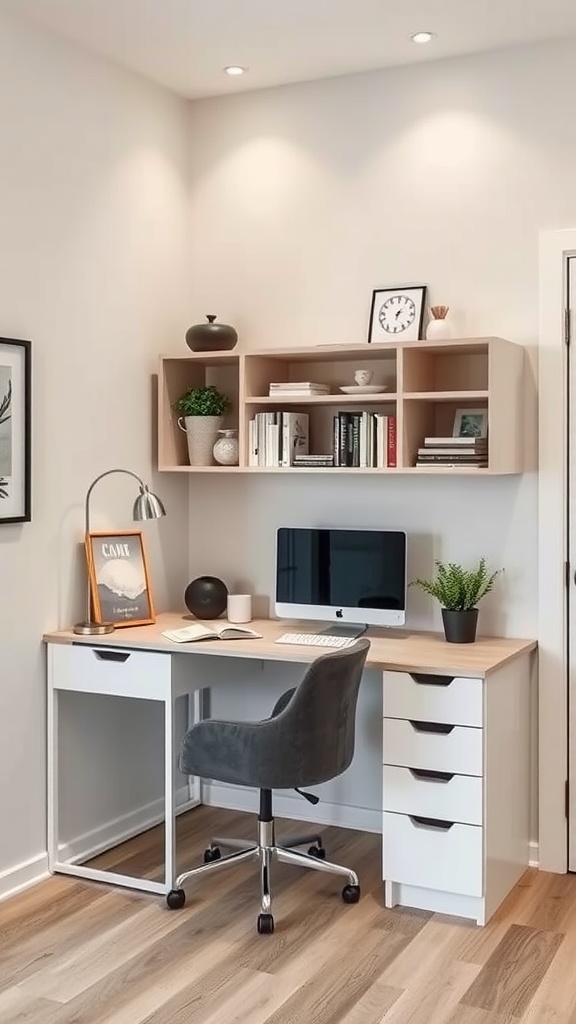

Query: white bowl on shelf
<box><xmin>339</xmin><ymin>384</ymin><xmax>388</xmax><ymax>395</ymax></box>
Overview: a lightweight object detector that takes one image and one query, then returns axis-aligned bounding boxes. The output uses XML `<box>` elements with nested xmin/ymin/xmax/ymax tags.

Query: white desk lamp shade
<box><xmin>73</xmin><ymin>469</ymin><xmax>166</xmax><ymax>636</ymax></box>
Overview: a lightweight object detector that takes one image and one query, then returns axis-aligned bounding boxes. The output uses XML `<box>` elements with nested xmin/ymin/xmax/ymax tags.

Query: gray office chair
<box><xmin>167</xmin><ymin>638</ymin><xmax>370</xmax><ymax>933</ymax></box>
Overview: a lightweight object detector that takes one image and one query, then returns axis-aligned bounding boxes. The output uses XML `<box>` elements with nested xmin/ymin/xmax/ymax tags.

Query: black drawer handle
<box><xmin>409</xmin><ymin>815</ymin><xmax>455</xmax><ymax>831</ymax></box>
<box><xmin>93</xmin><ymin>650</ymin><xmax>131</xmax><ymax>663</ymax></box>
<box><xmin>409</xmin><ymin>720</ymin><xmax>455</xmax><ymax>735</ymax></box>
<box><xmin>409</xmin><ymin>768</ymin><xmax>454</xmax><ymax>783</ymax></box>
<box><xmin>410</xmin><ymin>672</ymin><xmax>454</xmax><ymax>687</ymax></box>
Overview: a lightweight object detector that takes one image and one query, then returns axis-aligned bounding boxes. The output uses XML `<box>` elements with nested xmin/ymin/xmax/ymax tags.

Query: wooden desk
<box><xmin>45</xmin><ymin>611</ymin><xmax>535</xmax><ymax>676</ymax></box>
<box><xmin>43</xmin><ymin>613</ymin><xmax>536</xmax><ymax>924</ymax></box>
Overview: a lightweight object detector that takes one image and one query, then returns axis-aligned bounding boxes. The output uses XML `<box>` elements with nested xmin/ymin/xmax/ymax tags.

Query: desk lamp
<box><xmin>73</xmin><ymin>468</ymin><xmax>166</xmax><ymax>636</ymax></box>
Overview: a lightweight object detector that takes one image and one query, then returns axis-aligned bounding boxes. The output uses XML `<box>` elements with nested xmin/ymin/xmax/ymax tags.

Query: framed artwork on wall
<box><xmin>0</xmin><ymin>337</ymin><xmax>31</xmax><ymax>524</ymax></box>
<box><xmin>453</xmin><ymin>408</ymin><xmax>488</xmax><ymax>438</ymax></box>
<box><xmin>368</xmin><ymin>285</ymin><xmax>427</xmax><ymax>344</ymax></box>
<box><xmin>85</xmin><ymin>530</ymin><xmax>156</xmax><ymax>627</ymax></box>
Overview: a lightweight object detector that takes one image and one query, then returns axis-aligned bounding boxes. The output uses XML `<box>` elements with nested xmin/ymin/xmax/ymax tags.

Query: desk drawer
<box><xmin>383</xmin><ymin>670</ymin><xmax>482</xmax><ymax>727</ymax></box>
<box><xmin>383</xmin><ymin>765</ymin><xmax>482</xmax><ymax>826</ymax></box>
<box><xmin>383</xmin><ymin>717</ymin><xmax>483</xmax><ymax>776</ymax></box>
<box><xmin>49</xmin><ymin>643</ymin><xmax>171</xmax><ymax>699</ymax></box>
<box><xmin>383</xmin><ymin>811</ymin><xmax>483</xmax><ymax>897</ymax></box>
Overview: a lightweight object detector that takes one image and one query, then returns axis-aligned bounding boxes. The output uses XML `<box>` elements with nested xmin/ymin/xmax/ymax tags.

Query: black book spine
<box><xmin>333</xmin><ymin>414</ymin><xmax>340</xmax><ymax>467</ymax></box>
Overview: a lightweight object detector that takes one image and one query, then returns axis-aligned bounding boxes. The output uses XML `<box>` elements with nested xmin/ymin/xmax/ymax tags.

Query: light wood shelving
<box><xmin>157</xmin><ymin>338</ymin><xmax>525</xmax><ymax>475</ymax></box>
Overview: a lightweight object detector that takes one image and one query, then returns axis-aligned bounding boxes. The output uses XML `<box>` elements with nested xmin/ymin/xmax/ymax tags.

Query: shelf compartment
<box><xmin>401</xmin><ymin>344</ymin><xmax>489</xmax><ymax>393</ymax></box>
<box><xmin>244</xmin><ymin>351</ymin><xmax>397</xmax><ymax>401</ymax></box>
<box><xmin>402</xmin><ymin>398</ymin><xmax>489</xmax><ymax>470</ymax></box>
<box><xmin>158</xmin><ymin>355</ymin><xmax>240</xmax><ymax>470</ymax></box>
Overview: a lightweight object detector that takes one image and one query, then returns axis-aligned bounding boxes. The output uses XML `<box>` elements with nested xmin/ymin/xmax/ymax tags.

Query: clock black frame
<box><xmin>367</xmin><ymin>284</ymin><xmax>427</xmax><ymax>344</ymax></box>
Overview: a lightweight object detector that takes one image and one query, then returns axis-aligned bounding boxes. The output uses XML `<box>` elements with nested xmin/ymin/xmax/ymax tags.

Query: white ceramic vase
<box><xmin>213</xmin><ymin>428</ymin><xmax>239</xmax><ymax>466</ymax></box>
<box><xmin>177</xmin><ymin>415</ymin><xmax>223</xmax><ymax>466</ymax></box>
<box><xmin>426</xmin><ymin>318</ymin><xmax>453</xmax><ymax>340</ymax></box>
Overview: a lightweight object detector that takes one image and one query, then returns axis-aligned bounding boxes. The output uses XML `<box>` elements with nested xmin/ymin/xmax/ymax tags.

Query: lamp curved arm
<box><xmin>84</xmin><ymin>468</ymin><xmax>146</xmax><ymax>536</ymax></box>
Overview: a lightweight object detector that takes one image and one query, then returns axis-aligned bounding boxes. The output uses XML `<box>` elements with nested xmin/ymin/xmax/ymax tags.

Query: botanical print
<box><xmin>0</xmin><ymin>365</ymin><xmax>11</xmax><ymax>499</ymax></box>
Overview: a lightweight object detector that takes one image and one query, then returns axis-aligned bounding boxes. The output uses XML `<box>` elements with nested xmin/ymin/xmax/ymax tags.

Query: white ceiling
<box><xmin>5</xmin><ymin>0</ymin><xmax>576</xmax><ymax>99</ymax></box>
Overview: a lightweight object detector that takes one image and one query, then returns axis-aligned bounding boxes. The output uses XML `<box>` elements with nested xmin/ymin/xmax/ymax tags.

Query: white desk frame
<box><xmin>46</xmin><ymin>643</ymin><xmax>202</xmax><ymax>896</ymax></box>
<box><xmin>44</xmin><ymin>613</ymin><xmax>536</xmax><ymax>916</ymax></box>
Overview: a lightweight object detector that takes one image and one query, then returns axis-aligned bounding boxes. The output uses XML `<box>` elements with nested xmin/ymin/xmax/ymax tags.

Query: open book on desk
<box><xmin>161</xmin><ymin>623</ymin><xmax>263</xmax><ymax>644</ymax></box>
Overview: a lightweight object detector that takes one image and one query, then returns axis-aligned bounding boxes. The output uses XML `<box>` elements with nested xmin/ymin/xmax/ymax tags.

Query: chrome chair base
<box><xmin>168</xmin><ymin>819</ymin><xmax>360</xmax><ymax>931</ymax></box>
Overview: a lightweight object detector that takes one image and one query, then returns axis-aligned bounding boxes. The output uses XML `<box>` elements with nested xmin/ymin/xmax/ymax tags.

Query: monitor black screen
<box><xmin>275</xmin><ymin>527</ymin><xmax>407</xmax><ymax>627</ymax></box>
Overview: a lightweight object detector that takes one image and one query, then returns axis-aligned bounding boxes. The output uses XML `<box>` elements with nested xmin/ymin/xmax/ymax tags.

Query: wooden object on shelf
<box><xmin>157</xmin><ymin>338</ymin><xmax>525</xmax><ymax>475</ymax></box>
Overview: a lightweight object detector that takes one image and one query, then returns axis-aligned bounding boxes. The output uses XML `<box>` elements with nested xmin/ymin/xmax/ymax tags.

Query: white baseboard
<box><xmin>0</xmin><ymin>785</ymin><xmax>194</xmax><ymax>903</ymax></box>
<box><xmin>529</xmin><ymin>840</ymin><xmax>540</xmax><ymax>868</ymax></box>
<box><xmin>58</xmin><ymin>786</ymin><xmax>195</xmax><ymax>865</ymax></box>
<box><xmin>0</xmin><ymin>852</ymin><xmax>50</xmax><ymax>903</ymax></box>
<box><xmin>202</xmin><ymin>782</ymin><xmax>381</xmax><ymax>834</ymax></box>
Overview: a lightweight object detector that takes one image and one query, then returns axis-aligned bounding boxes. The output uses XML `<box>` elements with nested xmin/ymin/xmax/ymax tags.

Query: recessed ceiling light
<box><xmin>410</xmin><ymin>31</ymin><xmax>435</xmax><ymax>44</ymax></box>
<box><xmin>224</xmin><ymin>65</ymin><xmax>247</xmax><ymax>76</ymax></box>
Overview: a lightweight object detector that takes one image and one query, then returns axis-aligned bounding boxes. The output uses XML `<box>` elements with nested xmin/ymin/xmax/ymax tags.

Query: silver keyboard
<box><xmin>275</xmin><ymin>632</ymin><xmax>355</xmax><ymax>649</ymax></box>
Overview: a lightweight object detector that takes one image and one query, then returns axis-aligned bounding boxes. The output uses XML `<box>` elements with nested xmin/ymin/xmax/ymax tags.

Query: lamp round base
<box><xmin>73</xmin><ymin>621</ymin><xmax>115</xmax><ymax>636</ymax></box>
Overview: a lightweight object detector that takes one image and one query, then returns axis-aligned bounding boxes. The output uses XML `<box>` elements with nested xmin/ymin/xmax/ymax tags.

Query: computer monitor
<box><xmin>275</xmin><ymin>527</ymin><xmax>407</xmax><ymax>635</ymax></box>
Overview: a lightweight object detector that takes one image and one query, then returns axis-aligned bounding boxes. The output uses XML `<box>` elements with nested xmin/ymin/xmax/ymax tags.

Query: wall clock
<box><xmin>368</xmin><ymin>285</ymin><xmax>427</xmax><ymax>343</ymax></box>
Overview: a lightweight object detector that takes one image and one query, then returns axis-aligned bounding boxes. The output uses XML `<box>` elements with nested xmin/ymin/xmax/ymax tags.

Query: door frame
<box><xmin>538</xmin><ymin>228</ymin><xmax>575</xmax><ymax>872</ymax></box>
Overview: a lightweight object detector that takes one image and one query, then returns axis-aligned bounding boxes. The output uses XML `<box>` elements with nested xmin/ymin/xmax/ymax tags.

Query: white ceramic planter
<box><xmin>426</xmin><ymin>318</ymin><xmax>453</xmax><ymax>340</ymax></box>
<box><xmin>177</xmin><ymin>415</ymin><xmax>223</xmax><ymax>466</ymax></box>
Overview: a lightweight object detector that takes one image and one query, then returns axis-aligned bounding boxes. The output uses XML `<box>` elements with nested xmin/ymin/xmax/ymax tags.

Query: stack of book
<box><xmin>293</xmin><ymin>453</ymin><xmax>334</xmax><ymax>468</ymax></box>
<box><xmin>268</xmin><ymin>381</ymin><xmax>329</xmax><ymax>397</ymax></box>
<box><xmin>416</xmin><ymin>436</ymin><xmax>488</xmax><ymax>468</ymax></box>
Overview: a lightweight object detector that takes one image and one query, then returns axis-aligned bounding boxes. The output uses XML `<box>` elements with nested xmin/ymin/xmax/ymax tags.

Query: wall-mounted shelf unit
<box><xmin>157</xmin><ymin>338</ymin><xmax>524</xmax><ymax>475</ymax></box>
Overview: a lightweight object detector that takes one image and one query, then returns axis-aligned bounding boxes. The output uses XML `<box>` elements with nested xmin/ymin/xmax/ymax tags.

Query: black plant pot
<box><xmin>185</xmin><ymin>576</ymin><xmax>228</xmax><ymax>619</ymax></box>
<box><xmin>441</xmin><ymin>608</ymin><xmax>479</xmax><ymax>644</ymax></box>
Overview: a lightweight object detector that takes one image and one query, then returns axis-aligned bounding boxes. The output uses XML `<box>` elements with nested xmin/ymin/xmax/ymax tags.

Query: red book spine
<box><xmin>387</xmin><ymin>415</ymin><xmax>397</xmax><ymax>468</ymax></box>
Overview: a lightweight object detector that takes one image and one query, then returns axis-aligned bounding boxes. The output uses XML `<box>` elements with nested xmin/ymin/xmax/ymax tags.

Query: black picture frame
<box><xmin>368</xmin><ymin>285</ymin><xmax>427</xmax><ymax>344</ymax></box>
<box><xmin>0</xmin><ymin>337</ymin><xmax>31</xmax><ymax>524</ymax></box>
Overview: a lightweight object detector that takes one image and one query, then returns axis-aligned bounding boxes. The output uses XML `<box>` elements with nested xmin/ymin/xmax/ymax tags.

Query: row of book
<box><xmin>248</xmin><ymin>412</ymin><xmax>309</xmax><ymax>467</ymax></box>
<box><xmin>333</xmin><ymin>412</ymin><xmax>396</xmax><ymax>468</ymax></box>
<box><xmin>247</xmin><ymin>411</ymin><xmax>397</xmax><ymax>468</ymax></box>
<box><xmin>415</xmin><ymin>435</ymin><xmax>488</xmax><ymax>468</ymax></box>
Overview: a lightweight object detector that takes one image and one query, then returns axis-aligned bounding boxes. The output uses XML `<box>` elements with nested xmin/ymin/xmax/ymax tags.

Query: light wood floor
<box><xmin>3</xmin><ymin>807</ymin><xmax>576</xmax><ymax>1024</ymax></box>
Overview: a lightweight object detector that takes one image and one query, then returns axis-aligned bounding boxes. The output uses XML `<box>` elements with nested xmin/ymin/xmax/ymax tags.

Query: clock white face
<box><xmin>378</xmin><ymin>295</ymin><xmax>416</xmax><ymax>334</ymax></box>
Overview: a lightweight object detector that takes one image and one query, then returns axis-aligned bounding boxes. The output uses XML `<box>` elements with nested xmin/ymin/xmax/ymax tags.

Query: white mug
<box><xmin>354</xmin><ymin>369</ymin><xmax>373</xmax><ymax>386</ymax></box>
<box><xmin>227</xmin><ymin>594</ymin><xmax>252</xmax><ymax>623</ymax></box>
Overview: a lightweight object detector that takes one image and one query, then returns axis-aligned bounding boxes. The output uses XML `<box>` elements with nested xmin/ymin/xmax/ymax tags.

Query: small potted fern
<box><xmin>410</xmin><ymin>558</ymin><xmax>502</xmax><ymax>644</ymax></box>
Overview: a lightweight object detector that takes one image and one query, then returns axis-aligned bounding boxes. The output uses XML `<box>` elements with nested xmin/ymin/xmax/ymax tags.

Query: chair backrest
<box><xmin>267</xmin><ymin>638</ymin><xmax>370</xmax><ymax>789</ymax></box>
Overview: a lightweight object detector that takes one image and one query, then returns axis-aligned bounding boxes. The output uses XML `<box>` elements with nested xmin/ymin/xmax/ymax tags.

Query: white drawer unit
<box><xmin>50</xmin><ymin>642</ymin><xmax>171</xmax><ymax>700</ymax></box>
<box><xmin>383</xmin><ymin>811</ymin><xmax>483</xmax><ymax>897</ymax></box>
<box><xmin>381</xmin><ymin>656</ymin><xmax>531</xmax><ymax>926</ymax></box>
<box><xmin>383</xmin><ymin>669</ymin><xmax>483</xmax><ymax>727</ymax></box>
<box><xmin>383</xmin><ymin>717</ymin><xmax>483</xmax><ymax>776</ymax></box>
<box><xmin>383</xmin><ymin>765</ymin><xmax>483</xmax><ymax>826</ymax></box>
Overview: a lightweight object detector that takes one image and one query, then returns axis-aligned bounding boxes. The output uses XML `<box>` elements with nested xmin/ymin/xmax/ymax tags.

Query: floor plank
<box><xmin>2</xmin><ymin>807</ymin><xmax>576</xmax><ymax>1024</ymax></box>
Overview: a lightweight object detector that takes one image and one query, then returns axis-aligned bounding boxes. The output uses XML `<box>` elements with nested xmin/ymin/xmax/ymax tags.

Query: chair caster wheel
<box><xmin>166</xmin><ymin>888</ymin><xmax>186</xmax><ymax>910</ymax></box>
<box><xmin>204</xmin><ymin>846</ymin><xmax>221</xmax><ymax>863</ymax></box>
<box><xmin>257</xmin><ymin>913</ymin><xmax>274</xmax><ymax>934</ymax></box>
<box><xmin>308</xmin><ymin>844</ymin><xmax>326</xmax><ymax>859</ymax></box>
<box><xmin>342</xmin><ymin>884</ymin><xmax>360</xmax><ymax>904</ymax></box>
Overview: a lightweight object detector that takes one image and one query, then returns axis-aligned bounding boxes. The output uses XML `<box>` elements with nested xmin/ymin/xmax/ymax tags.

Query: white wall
<box><xmin>185</xmin><ymin>39</ymin><xmax>576</xmax><ymax>838</ymax></box>
<box><xmin>0</xmin><ymin>11</ymin><xmax>191</xmax><ymax>894</ymax></box>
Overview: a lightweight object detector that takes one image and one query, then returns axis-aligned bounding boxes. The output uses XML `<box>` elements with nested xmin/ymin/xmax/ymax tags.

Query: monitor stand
<box><xmin>320</xmin><ymin>623</ymin><xmax>368</xmax><ymax>640</ymax></box>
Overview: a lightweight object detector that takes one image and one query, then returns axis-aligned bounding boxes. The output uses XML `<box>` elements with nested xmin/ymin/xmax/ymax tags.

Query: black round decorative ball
<box><xmin>185</xmin><ymin>576</ymin><xmax>228</xmax><ymax>619</ymax></box>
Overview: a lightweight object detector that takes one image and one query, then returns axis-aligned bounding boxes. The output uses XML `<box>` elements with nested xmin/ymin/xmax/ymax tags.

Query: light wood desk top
<box><xmin>43</xmin><ymin>612</ymin><xmax>536</xmax><ymax>678</ymax></box>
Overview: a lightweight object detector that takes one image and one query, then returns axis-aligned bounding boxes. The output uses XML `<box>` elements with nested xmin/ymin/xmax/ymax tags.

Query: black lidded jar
<box><xmin>185</xmin><ymin>314</ymin><xmax>238</xmax><ymax>352</ymax></box>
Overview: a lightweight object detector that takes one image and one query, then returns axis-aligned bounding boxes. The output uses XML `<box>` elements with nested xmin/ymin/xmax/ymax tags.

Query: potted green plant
<box><xmin>410</xmin><ymin>558</ymin><xmax>502</xmax><ymax>644</ymax></box>
<box><xmin>174</xmin><ymin>385</ymin><xmax>231</xmax><ymax>467</ymax></box>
